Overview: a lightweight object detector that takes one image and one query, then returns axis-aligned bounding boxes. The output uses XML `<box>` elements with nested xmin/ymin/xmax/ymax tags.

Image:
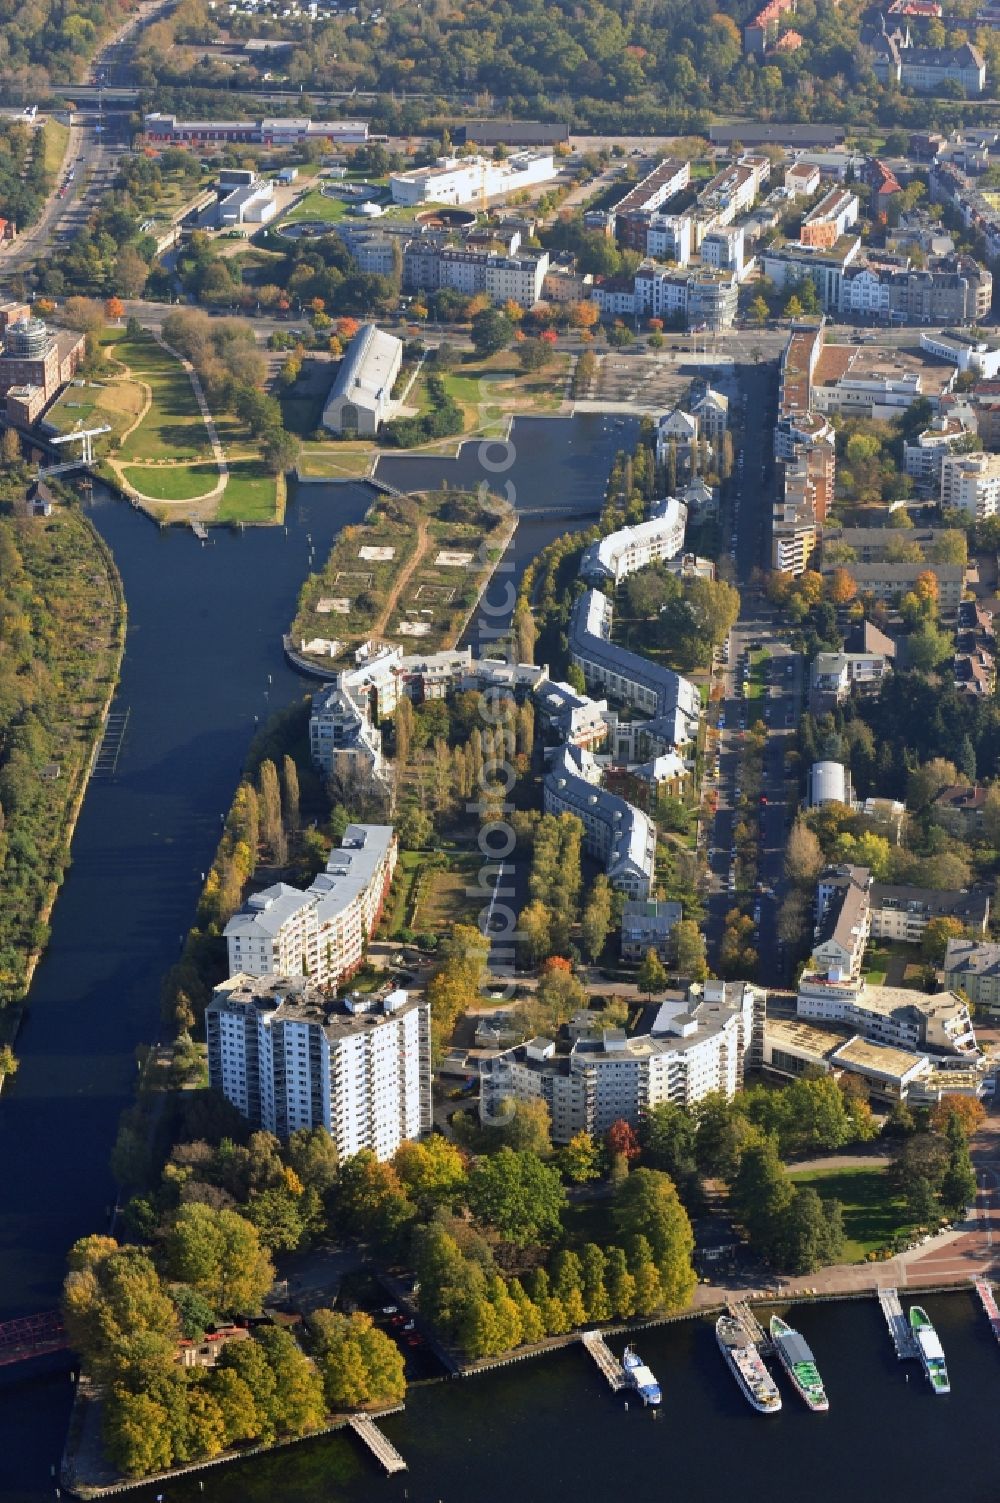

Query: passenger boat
<box><xmin>909</xmin><ymin>1306</ymin><xmax>950</xmax><ymax>1395</ymax></box>
<box><xmin>769</xmin><ymin>1315</ymin><xmax>829</xmax><ymax>1411</ymax></box>
<box><xmin>716</xmin><ymin>1315</ymin><xmax>781</xmax><ymax>1413</ymax></box>
<box><xmin>622</xmin><ymin>1346</ymin><xmax>661</xmax><ymax>1406</ymax></box>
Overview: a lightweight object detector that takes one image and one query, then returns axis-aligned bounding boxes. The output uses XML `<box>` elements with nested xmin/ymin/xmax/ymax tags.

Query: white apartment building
<box><xmin>579</xmin><ymin>496</ymin><xmax>687</xmax><ymax>584</ymax></box>
<box><xmin>224</xmin><ymin>824</ymin><xmax>397</xmax><ymax>988</ymax></box>
<box><xmin>481</xmin><ymin>982</ymin><xmax>761</xmax><ymax>1143</ymax></box>
<box><xmin>569</xmin><ymin>588</ymin><xmax>701</xmax><ymax>725</ymax></box>
<box><xmin>903</xmin><ymin>414</ymin><xmax>973</xmax><ymax>486</ymax></box>
<box><xmin>207</xmin><ymin>976</ymin><xmax>431</xmax><ymax>1158</ymax></box>
<box><xmin>646</xmin><ymin>213</ymin><xmax>692</xmax><ymax>265</ymax></box>
<box><xmin>939</xmin><ymin>450</ymin><xmax>1000</xmax><ymax>519</ymax></box>
<box><xmin>423</xmin><ymin>247</ymin><xmax>550</xmax><ymax>307</ymax></box>
<box><xmin>534</xmin><ymin>680</ymin><xmax>609</xmax><ymax>750</ymax></box>
<box><xmin>701</xmin><ymin>225</ymin><xmax>748</xmax><ymax>280</ymax></box>
<box><xmin>389</xmin><ymin>152</ymin><xmax>555</xmax><ymax>206</ymax></box>
<box><xmin>543</xmin><ymin>743</ymin><xmax>656</xmax><ymax>899</ymax></box>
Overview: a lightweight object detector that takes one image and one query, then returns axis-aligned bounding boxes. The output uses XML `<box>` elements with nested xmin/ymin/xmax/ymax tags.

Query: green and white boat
<box><xmin>909</xmin><ymin>1306</ymin><xmax>950</xmax><ymax>1395</ymax></box>
<box><xmin>769</xmin><ymin>1315</ymin><xmax>829</xmax><ymax>1412</ymax></box>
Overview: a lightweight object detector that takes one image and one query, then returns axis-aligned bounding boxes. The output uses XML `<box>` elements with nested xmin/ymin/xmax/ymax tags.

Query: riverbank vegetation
<box><xmin>290</xmin><ymin>487</ymin><xmax>512</xmax><ymax>664</ymax></box>
<box><xmin>0</xmin><ymin>489</ymin><xmax>123</xmax><ymax>1025</ymax></box>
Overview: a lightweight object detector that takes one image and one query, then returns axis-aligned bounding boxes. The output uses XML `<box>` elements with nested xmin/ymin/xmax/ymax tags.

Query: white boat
<box><xmin>909</xmin><ymin>1306</ymin><xmax>950</xmax><ymax>1395</ymax></box>
<box><xmin>622</xmin><ymin>1345</ymin><xmax>661</xmax><ymax>1405</ymax></box>
<box><xmin>716</xmin><ymin>1316</ymin><xmax>781</xmax><ymax>1414</ymax></box>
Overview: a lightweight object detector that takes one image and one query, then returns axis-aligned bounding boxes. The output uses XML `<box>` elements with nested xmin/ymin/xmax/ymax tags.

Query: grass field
<box><xmin>412</xmin><ymin>856</ymin><xmax>481</xmax><ymax>932</ymax></box>
<box><xmin>44</xmin><ymin>375</ymin><xmax>147</xmax><ymax>449</ymax></box>
<box><xmin>786</xmin><ymin>1165</ymin><xmax>915</xmax><ymax>1261</ymax></box>
<box><xmin>296</xmin><ymin>446</ymin><xmax>376</xmax><ymax>479</ymax></box>
<box><xmin>116</xmin><ymin>333</ymin><xmax>213</xmax><ymax>463</ymax></box>
<box><xmin>284</xmin><ymin>189</ymin><xmax>351</xmax><ymax>224</ymax></box>
<box><xmin>41</xmin><ymin>117</ymin><xmax>69</xmax><ymax>179</ymax></box>
<box><xmin>121</xmin><ymin>462</ymin><xmax>220</xmax><ymax>500</ymax></box>
<box><xmin>216</xmin><ymin>461</ymin><xmax>281</xmax><ymax>523</ymax></box>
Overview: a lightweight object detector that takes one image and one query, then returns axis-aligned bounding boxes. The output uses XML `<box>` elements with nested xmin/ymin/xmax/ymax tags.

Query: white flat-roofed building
<box><xmin>797</xmin><ymin>975</ymin><xmax>977</xmax><ymax>1055</ymax></box>
<box><xmin>701</xmin><ymin>225</ymin><xmax>748</xmax><ymax>281</ymax></box>
<box><xmin>207</xmin><ymin>976</ymin><xmax>430</xmax><ymax>1157</ymax></box>
<box><xmin>903</xmin><ymin>413</ymin><xmax>974</xmax><ymax>485</ymax></box>
<box><xmin>921</xmin><ymin>327</ymin><xmax>1000</xmax><ymax>379</ymax></box>
<box><xmin>940</xmin><ymin>450</ymin><xmax>1000</xmax><ymax>519</ymax></box>
<box><xmin>389</xmin><ymin>151</ymin><xmax>556</xmax><ymax>207</ymax></box>
<box><xmin>224</xmin><ymin>824</ymin><xmax>397</xmax><ymax>989</ymax></box>
<box><xmin>580</xmin><ymin>496</ymin><xmax>687</xmax><ymax>584</ymax></box>
<box><xmin>569</xmin><ymin>588</ymin><xmax>701</xmax><ymax>726</ymax></box>
<box><xmin>646</xmin><ymin>212</ymin><xmax>692</xmax><ymax>265</ymax></box>
<box><xmin>544</xmin><ymin>743</ymin><xmax>656</xmax><ymax>899</ymax></box>
<box><xmin>322</xmin><ymin>323</ymin><xmax>402</xmax><ymax>436</ymax></box>
<box><xmin>481</xmin><ymin>981</ymin><xmax>760</xmax><ymax>1142</ymax></box>
<box><xmin>763</xmin><ymin>1016</ymin><xmax>932</xmax><ymax>1103</ymax></box>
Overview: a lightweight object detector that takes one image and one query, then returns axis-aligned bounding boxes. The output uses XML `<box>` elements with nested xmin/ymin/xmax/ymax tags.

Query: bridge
<box><xmin>0</xmin><ymin>1311</ymin><xmax>68</xmax><ymax>1367</ymax></box>
<box><xmin>38</xmin><ymin>425</ymin><xmax>112</xmax><ymax>478</ymax></box>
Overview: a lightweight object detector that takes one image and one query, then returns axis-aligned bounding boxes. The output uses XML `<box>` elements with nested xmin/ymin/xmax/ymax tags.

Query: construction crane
<box><xmin>38</xmin><ymin>424</ymin><xmax>111</xmax><ymax>476</ymax></box>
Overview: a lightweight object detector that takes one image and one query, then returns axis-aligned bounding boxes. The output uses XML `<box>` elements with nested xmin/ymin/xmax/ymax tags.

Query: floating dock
<box><xmin>878</xmin><ymin>1287</ymin><xmax>917</xmax><ymax>1359</ymax></box>
<box><xmin>581</xmin><ymin>1330</ymin><xmax>626</xmax><ymax>1391</ymax></box>
<box><xmin>726</xmin><ymin>1301</ymin><xmax>772</xmax><ymax>1354</ymax></box>
<box><xmin>974</xmin><ymin>1280</ymin><xmax>1000</xmax><ymax>1345</ymax></box>
<box><xmin>347</xmin><ymin>1414</ymin><xmax>407</xmax><ymax>1474</ymax></box>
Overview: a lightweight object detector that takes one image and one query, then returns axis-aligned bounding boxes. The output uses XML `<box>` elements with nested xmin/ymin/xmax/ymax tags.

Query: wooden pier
<box><xmin>191</xmin><ymin>520</ymin><xmax>208</xmax><ymax>541</ymax></box>
<box><xmin>581</xmin><ymin>1329</ymin><xmax>626</xmax><ymax>1390</ymax></box>
<box><xmin>347</xmin><ymin>1414</ymin><xmax>407</xmax><ymax>1474</ymax></box>
<box><xmin>974</xmin><ymin>1280</ymin><xmax>1000</xmax><ymax>1344</ymax></box>
<box><xmin>727</xmin><ymin>1301</ymin><xmax>772</xmax><ymax>1354</ymax></box>
<box><xmin>878</xmin><ymin>1287</ymin><xmax>917</xmax><ymax>1359</ymax></box>
<box><xmin>92</xmin><ymin>708</ymin><xmax>129</xmax><ymax>778</ymax></box>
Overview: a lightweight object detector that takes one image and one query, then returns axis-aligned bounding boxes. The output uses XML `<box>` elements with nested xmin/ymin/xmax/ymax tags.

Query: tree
<box><xmin>931</xmin><ymin>1094</ymin><xmax>986</xmax><ymax>1138</ymax></box>
<box><xmin>908</xmin><ymin>620</ymin><xmax>953</xmax><ymax>673</ymax></box>
<box><xmin>258</xmin><ymin>758</ymin><xmax>286</xmax><ymax>864</ymax></box>
<box><xmin>730</xmin><ymin>1139</ymin><xmax>793</xmax><ymax>1262</ymax></box>
<box><xmin>673</xmin><ymin>919</ymin><xmax>707</xmax><ymax>981</ymax></box>
<box><xmin>393</xmin><ymin>1136</ymin><xmax>467</xmax><ymax>1211</ymax></box>
<box><xmin>636</xmin><ymin>947</ymin><xmax>668</xmax><ymax>1000</ymax></box>
<box><xmin>921</xmin><ymin>915</ymin><xmax>965</xmax><ymax>964</ymax></box>
<box><xmin>287</xmin><ymin>1126</ymin><xmax>339</xmax><ymax>1195</ymax></box>
<box><xmin>254</xmin><ymin>1325</ymin><xmax>326</xmax><ymax>1436</ymax></box>
<box><xmin>336</xmin><ymin>1151</ymin><xmax>415</xmax><ymax>1251</ymax></box>
<box><xmin>0</xmin><ymin>426</ymin><xmax>22</xmax><ymax>467</ymax></box>
<box><xmin>774</xmin><ymin>1187</ymin><xmax>844</xmax><ymax>1273</ymax></box>
<box><xmin>557</xmin><ymin>1131</ymin><xmax>602</xmax><ymax>1184</ymax></box>
<box><xmin>750</xmin><ymin>294</ymin><xmax>769</xmax><ymax>326</ymax></box>
<box><xmin>580</xmin><ymin>874</ymin><xmax>613</xmax><ymax>961</ymax></box>
<box><xmin>311</xmin><ymin>1308</ymin><xmax>406</xmax><ymax>1409</ymax></box>
<box><xmin>612</xmin><ymin>1169</ymin><xmax>696</xmax><ymax>1310</ymax></box>
<box><xmin>517</xmin><ymin>337</ymin><xmax>550</xmax><ymax>372</ymax></box>
<box><xmin>940</xmin><ymin>1114</ymin><xmax>978</xmax><ymax>1219</ymax></box>
<box><xmin>163</xmin><ymin>1204</ymin><xmax>275</xmax><ymax>1315</ymax></box>
<box><xmin>60</xmin><ymin>295</ymin><xmax>106</xmax><ymax>332</ymax></box>
<box><xmin>471</xmin><ymin>308</ymin><xmax>514</xmax><ymax>356</ymax></box>
<box><xmin>907</xmin><ymin>758</ymin><xmax>958</xmax><ymax>813</ymax></box>
<box><xmin>607</xmin><ymin>1118</ymin><xmax>641</xmax><ymax>1164</ymax></box>
<box><xmin>641</xmin><ymin>1102</ymin><xmax>698</xmax><ymax>1183</ymax></box>
<box><xmin>466</xmin><ymin>1147</ymin><xmax>567</xmax><ymax>1247</ymax></box>
<box><xmin>826</xmin><ymin>568</ymin><xmax>857</xmax><ymax>607</ymax></box>
<box><xmin>262</xmin><ymin>427</ymin><xmax>301</xmax><ymax>476</ymax></box>
<box><xmin>785</xmin><ymin>818</ymin><xmax>823</xmax><ymax>888</ymax></box>
<box><xmin>281</xmin><ymin>754</ymin><xmax>300</xmax><ymax>836</ymax></box>
<box><xmin>104</xmin><ymin>295</ymin><xmax>125</xmax><ymax>323</ymax></box>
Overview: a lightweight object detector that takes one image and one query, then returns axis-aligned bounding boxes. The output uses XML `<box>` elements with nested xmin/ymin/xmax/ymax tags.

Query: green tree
<box><xmin>557</xmin><ymin>1130</ymin><xmax>602</xmax><ymax>1184</ymax></box>
<box><xmin>612</xmin><ymin>1169</ymin><xmax>695</xmax><ymax>1310</ymax></box>
<box><xmin>282</xmin><ymin>754</ymin><xmax>301</xmax><ymax>836</ymax></box>
<box><xmin>673</xmin><ymin>919</ymin><xmax>707</xmax><ymax>981</ymax></box>
<box><xmin>103</xmin><ymin>1388</ymin><xmax>176</xmax><ymax>1478</ymax></box>
<box><xmin>636</xmin><ymin>947</ymin><xmax>668</xmax><ymax>1000</ymax></box>
<box><xmin>310</xmin><ymin>1308</ymin><xmax>406</xmax><ymax>1408</ymax></box>
<box><xmin>162</xmin><ymin>1203</ymin><xmax>275</xmax><ymax>1316</ymax></box>
<box><xmin>336</xmin><ymin>1151</ymin><xmax>416</xmax><ymax>1251</ymax></box>
<box><xmin>605</xmin><ymin>1245</ymin><xmax>637</xmax><ymax>1319</ymax></box>
<box><xmin>641</xmin><ymin>1101</ymin><xmax>698</xmax><ymax>1182</ymax></box>
<box><xmin>254</xmin><ymin>1325</ymin><xmax>326</xmax><ymax>1436</ymax></box>
<box><xmin>774</xmin><ymin>1188</ymin><xmax>844</xmax><ymax>1274</ymax></box>
<box><xmin>467</xmin><ymin>1148</ymin><xmax>567</xmax><ymax>1247</ymax></box>
<box><xmin>580</xmin><ymin>873</ymin><xmax>614</xmax><ymax>961</ymax></box>
<box><xmin>471</xmin><ymin>308</ymin><xmax>514</xmax><ymax>356</ymax></box>
<box><xmin>507</xmin><ymin>1277</ymin><xmax>545</xmax><ymax>1343</ymax></box>
<box><xmin>729</xmin><ymin>1139</ymin><xmax>793</xmax><ymax>1261</ymax></box>
<box><xmin>393</xmin><ymin>1135</ymin><xmax>467</xmax><ymax>1211</ymax></box>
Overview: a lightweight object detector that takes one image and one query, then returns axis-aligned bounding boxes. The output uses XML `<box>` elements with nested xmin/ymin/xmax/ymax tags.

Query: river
<box><xmin>0</xmin><ymin>414</ymin><xmax>633</xmax><ymax>1500</ymax></box>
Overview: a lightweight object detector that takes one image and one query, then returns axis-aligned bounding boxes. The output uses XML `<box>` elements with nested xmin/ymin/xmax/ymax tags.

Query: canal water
<box><xmin>0</xmin><ymin>415</ymin><xmax>633</xmax><ymax>1500</ymax></box>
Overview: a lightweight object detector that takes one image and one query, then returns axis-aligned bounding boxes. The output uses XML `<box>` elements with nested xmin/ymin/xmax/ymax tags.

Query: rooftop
<box><xmin>830</xmin><ymin>1034</ymin><xmax>927</xmax><ymax>1082</ymax></box>
<box><xmin>210</xmin><ymin>973</ymin><xmax>423</xmax><ymax>1040</ymax></box>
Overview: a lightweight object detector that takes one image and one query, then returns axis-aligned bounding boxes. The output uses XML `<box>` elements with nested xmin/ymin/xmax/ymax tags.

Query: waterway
<box><xmin>0</xmin><ymin>414</ymin><xmax>634</xmax><ymax>1500</ymax></box>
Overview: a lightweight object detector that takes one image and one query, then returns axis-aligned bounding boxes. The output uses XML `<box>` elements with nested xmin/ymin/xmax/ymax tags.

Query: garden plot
<box><xmin>434</xmin><ymin>549</ymin><xmax>475</xmax><ymax>567</ymax></box>
<box><xmin>333</xmin><ymin>571</ymin><xmax>374</xmax><ymax>589</ymax></box>
<box><xmin>316</xmin><ymin>597</ymin><xmax>351</xmax><ymax>614</ymax></box>
<box><xmin>397</xmin><ymin>620</ymin><xmax>432</xmax><ymax>636</ymax></box>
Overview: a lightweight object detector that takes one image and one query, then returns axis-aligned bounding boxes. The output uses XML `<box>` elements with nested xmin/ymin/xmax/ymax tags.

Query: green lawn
<box><xmin>121</xmin><ymin>462</ymin><xmax>220</xmax><ymax>501</ymax></box>
<box><xmin>786</xmin><ymin>1165</ymin><xmax>915</xmax><ymax>1262</ymax></box>
<box><xmin>215</xmin><ymin>461</ymin><xmax>280</xmax><ymax>524</ymax></box>
<box><xmin>284</xmin><ymin>189</ymin><xmax>351</xmax><ymax>224</ymax></box>
<box><xmin>387</xmin><ymin>849</ymin><xmax>425</xmax><ymax>937</ymax></box>
<box><xmin>41</xmin><ymin>117</ymin><xmax>68</xmax><ymax>179</ymax></box>
<box><xmin>117</xmin><ymin>334</ymin><xmax>213</xmax><ymax>463</ymax></box>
